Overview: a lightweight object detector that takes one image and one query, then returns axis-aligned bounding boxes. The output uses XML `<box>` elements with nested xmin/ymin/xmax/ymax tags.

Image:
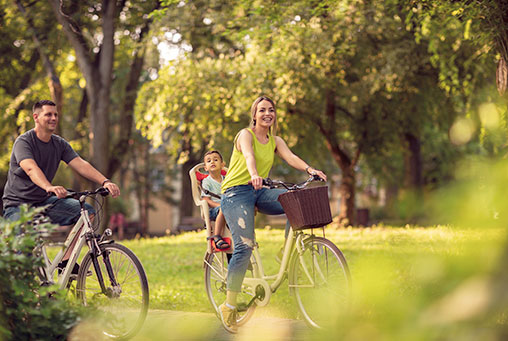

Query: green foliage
<box><xmin>136</xmin><ymin>56</ymin><xmax>245</xmax><ymax>163</ymax></box>
<box><xmin>0</xmin><ymin>206</ymin><xmax>83</xmax><ymax>340</ymax></box>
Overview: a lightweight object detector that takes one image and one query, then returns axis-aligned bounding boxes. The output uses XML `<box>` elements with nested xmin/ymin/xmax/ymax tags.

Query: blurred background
<box><xmin>1</xmin><ymin>0</ymin><xmax>507</xmax><ymax>235</ymax></box>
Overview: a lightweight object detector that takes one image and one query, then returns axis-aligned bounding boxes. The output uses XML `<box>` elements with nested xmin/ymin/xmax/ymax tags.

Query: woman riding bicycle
<box><xmin>219</xmin><ymin>95</ymin><xmax>326</xmax><ymax>332</ymax></box>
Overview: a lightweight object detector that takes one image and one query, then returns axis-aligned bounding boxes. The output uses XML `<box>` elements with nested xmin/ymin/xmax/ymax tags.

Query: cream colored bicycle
<box><xmin>203</xmin><ymin>176</ymin><xmax>351</xmax><ymax>330</ymax></box>
<box><xmin>34</xmin><ymin>187</ymin><xmax>149</xmax><ymax>340</ymax></box>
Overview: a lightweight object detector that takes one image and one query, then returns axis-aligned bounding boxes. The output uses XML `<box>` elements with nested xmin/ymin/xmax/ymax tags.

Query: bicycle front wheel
<box><xmin>204</xmin><ymin>251</ymin><xmax>256</xmax><ymax>326</ymax></box>
<box><xmin>289</xmin><ymin>236</ymin><xmax>351</xmax><ymax>329</ymax></box>
<box><xmin>77</xmin><ymin>243</ymin><xmax>149</xmax><ymax>340</ymax></box>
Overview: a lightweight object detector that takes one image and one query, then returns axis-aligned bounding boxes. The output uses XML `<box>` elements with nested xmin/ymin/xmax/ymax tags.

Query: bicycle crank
<box><xmin>243</xmin><ymin>278</ymin><xmax>271</xmax><ymax>306</ymax></box>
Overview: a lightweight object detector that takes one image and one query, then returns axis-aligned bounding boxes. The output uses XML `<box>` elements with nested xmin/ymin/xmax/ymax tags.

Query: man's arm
<box><xmin>68</xmin><ymin>157</ymin><xmax>120</xmax><ymax>198</ymax></box>
<box><xmin>19</xmin><ymin>158</ymin><xmax>68</xmax><ymax>198</ymax></box>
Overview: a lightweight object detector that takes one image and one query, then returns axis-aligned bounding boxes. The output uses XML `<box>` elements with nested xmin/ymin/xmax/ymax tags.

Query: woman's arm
<box><xmin>274</xmin><ymin>136</ymin><xmax>327</xmax><ymax>181</ymax></box>
<box><xmin>237</xmin><ymin>129</ymin><xmax>263</xmax><ymax>189</ymax></box>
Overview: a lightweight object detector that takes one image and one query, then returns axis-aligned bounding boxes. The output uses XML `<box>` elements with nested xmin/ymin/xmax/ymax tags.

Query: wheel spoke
<box><xmin>204</xmin><ymin>252</ymin><xmax>256</xmax><ymax>327</ymax></box>
<box><xmin>290</xmin><ymin>237</ymin><xmax>351</xmax><ymax>329</ymax></box>
<box><xmin>76</xmin><ymin>244</ymin><xmax>148</xmax><ymax>339</ymax></box>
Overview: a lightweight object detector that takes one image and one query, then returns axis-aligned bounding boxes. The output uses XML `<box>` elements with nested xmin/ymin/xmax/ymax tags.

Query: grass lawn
<box><xmin>67</xmin><ymin>225</ymin><xmax>506</xmax><ymax>339</ymax></box>
<box><xmin>122</xmin><ymin>226</ymin><xmax>504</xmax><ymax>310</ymax></box>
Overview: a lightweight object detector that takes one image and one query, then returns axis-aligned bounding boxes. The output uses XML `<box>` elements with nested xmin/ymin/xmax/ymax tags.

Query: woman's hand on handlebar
<box><xmin>307</xmin><ymin>168</ymin><xmax>327</xmax><ymax>182</ymax></box>
<box><xmin>46</xmin><ymin>185</ymin><xmax>68</xmax><ymax>198</ymax></box>
<box><xmin>103</xmin><ymin>181</ymin><xmax>120</xmax><ymax>198</ymax></box>
<box><xmin>250</xmin><ymin>175</ymin><xmax>264</xmax><ymax>190</ymax></box>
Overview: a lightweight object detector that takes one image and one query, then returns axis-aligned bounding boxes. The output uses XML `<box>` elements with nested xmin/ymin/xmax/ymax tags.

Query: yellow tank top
<box><xmin>221</xmin><ymin>128</ymin><xmax>276</xmax><ymax>192</ymax></box>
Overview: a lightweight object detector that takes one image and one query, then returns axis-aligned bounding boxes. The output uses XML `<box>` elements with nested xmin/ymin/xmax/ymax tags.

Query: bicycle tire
<box><xmin>76</xmin><ymin>243</ymin><xmax>149</xmax><ymax>340</ymax></box>
<box><xmin>203</xmin><ymin>251</ymin><xmax>256</xmax><ymax>327</ymax></box>
<box><xmin>288</xmin><ymin>236</ymin><xmax>351</xmax><ymax>329</ymax></box>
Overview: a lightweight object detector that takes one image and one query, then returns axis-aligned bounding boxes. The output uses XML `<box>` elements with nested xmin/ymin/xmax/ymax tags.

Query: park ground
<box><xmin>71</xmin><ymin>226</ymin><xmax>507</xmax><ymax>340</ymax></box>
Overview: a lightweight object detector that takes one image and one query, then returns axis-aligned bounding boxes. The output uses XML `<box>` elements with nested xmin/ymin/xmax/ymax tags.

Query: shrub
<box><xmin>0</xmin><ymin>205</ymin><xmax>84</xmax><ymax>340</ymax></box>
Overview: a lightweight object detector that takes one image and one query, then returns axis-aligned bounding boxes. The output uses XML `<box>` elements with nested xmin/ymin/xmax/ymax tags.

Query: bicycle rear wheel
<box><xmin>289</xmin><ymin>236</ymin><xmax>351</xmax><ymax>329</ymax></box>
<box><xmin>77</xmin><ymin>243</ymin><xmax>149</xmax><ymax>340</ymax></box>
<box><xmin>203</xmin><ymin>251</ymin><xmax>256</xmax><ymax>326</ymax></box>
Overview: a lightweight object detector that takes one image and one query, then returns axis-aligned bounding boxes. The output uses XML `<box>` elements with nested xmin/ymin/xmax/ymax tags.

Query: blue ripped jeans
<box><xmin>221</xmin><ymin>185</ymin><xmax>287</xmax><ymax>292</ymax></box>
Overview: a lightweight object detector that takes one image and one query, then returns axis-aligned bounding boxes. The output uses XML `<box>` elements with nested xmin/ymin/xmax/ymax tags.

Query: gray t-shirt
<box><xmin>2</xmin><ymin>129</ymin><xmax>78</xmax><ymax>208</ymax></box>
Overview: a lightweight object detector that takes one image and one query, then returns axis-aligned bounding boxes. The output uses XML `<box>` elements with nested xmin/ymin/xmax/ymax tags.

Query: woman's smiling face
<box><xmin>254</xmin><ymin>99</ymin><xmax>276</xmax><ymax>129</ymax></box>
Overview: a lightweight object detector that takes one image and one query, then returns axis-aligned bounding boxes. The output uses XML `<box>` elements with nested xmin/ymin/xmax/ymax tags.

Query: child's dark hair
<box><xmin>204</xmin><ymin>150</ymin><xmax>223</xmax><ymax>161</ymax></box>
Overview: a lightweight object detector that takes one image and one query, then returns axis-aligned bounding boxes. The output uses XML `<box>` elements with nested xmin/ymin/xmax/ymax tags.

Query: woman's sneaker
<box><xmin>218</xmin><ymin>303</ymin><xmax>238</xmax><ymax>333</ymax></box>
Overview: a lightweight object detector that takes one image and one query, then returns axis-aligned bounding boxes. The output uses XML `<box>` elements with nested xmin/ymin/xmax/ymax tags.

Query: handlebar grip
<box><xmin>262</xmin><ymin>178</ymin><xmax>273</xmax><ymax>187</ymax></box>
<box><xmin>312</xmin><ymin>174</ymin><xmax>324</xmax><ymax>182</ymax></box>
<box><xmin>98</xmin><ymin>187</ymin><xmax>110</xmax><ymax>197</ymax></box>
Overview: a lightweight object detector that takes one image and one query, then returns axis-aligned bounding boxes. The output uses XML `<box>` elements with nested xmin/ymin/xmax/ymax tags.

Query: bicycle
<box><xmin>203</xmin><ymin>175</ymin><xmax>351</xmax><ymax>331</ymax></box>
<box><xmin>33</xmin><ymin>187</ymin><xmax>149</xmax><ymax>340</ymax></box>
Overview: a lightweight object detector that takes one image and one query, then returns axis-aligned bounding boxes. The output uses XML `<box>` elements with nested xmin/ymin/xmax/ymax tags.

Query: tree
<box><xmin>224</xmin><ymin>0</ymin><xmax>452</xmax><ymax>224</ymax></box>
<box><xmin>15</xmin><ymin>0</ymin><xmax>64</xmax><ymax>134</ymax></box>
<box><xmin>136</xmin><ymin>56</ymin><xmax>244</xmax><ymax>222</ymax></box>
<box><xmin>141</xmin><ymin>0</ymin><xmax>247</xmax><ymax>222</ymax></box>
<box><xmin>47</xmin><ymin>0</ymin><xmax>159</xmax><ymax>179</ymax></box>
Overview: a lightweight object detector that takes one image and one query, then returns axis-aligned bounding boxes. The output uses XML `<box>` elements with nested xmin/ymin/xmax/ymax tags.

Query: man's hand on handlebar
<box><xmin>46</xmin><ymin>185</ymin><xmax>68</xmax><ymax>198</ymax></box>
<box><xmin>103</xmin><ymin>181</ymin><xmax>120</xmax><ymax>198</ymax></box>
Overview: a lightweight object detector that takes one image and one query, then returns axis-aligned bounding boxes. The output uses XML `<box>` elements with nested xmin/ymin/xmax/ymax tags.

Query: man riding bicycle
<box><xmin>2</xmin><ymin>99</ymin><xmax>120</xmax><ymax>271</ymax></box>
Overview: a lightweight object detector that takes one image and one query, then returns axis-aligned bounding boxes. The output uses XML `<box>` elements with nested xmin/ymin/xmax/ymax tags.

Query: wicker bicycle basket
<box><xmin>277</xmin><ymin>186</ymin><xmax>332</xmax><ymax>230</ymax></box>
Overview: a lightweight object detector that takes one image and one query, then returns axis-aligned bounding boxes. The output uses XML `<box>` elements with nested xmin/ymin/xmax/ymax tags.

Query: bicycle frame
<box><xmin>38</xmin><ymin>207</ymin><xmax>94</xmax><ymax>290</ymax></box>
<box><xmin>242</xmin><ymin>227</ymin><xmax>314</xmax><ymax>307</ymax></box>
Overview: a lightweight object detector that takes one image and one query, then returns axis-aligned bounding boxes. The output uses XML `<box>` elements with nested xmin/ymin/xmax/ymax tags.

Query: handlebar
<box><xmin>64</xmin><ymin>187</ymin><xmax>110</xmax><ymax>200</ymax></box>
<box><xmin>262</xmin><ymin>174</ymin><xmax>324</xmax><ymax>190</ymax></box>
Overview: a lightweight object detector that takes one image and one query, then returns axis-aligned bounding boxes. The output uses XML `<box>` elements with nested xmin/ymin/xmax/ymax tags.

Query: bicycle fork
<box><xmin>87</xmin><ymin>233</ymin><xmax>121</xmax><ymax>298</ymax></box>
<box><xmin>294</xmin><ymin>234</ymin><xmax>327</xmax><ymax>288</ymax></box>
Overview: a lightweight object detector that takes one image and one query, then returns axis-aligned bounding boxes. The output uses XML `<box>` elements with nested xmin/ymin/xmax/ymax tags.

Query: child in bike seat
<box><xmin>201</xmin><ymin>150</ymin><xmax>230</xmax><ymax>250</ymax></box>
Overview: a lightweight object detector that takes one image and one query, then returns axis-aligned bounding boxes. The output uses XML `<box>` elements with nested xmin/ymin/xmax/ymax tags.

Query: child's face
<box><xmin>204</xmin><ymin>153</ymin><xmax>224</xmax><ymax>172</ymax></box>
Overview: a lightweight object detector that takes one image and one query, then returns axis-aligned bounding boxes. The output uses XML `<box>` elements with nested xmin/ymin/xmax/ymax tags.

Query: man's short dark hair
<box><xmin>204</xmin><ymin>150</ymin><xmax>223</xmax><ymax>162</ymax></box>
<box><xmin>33</xmin><ymin>100</ymin><xmax>56</xmax><ymax>112</ymax></box>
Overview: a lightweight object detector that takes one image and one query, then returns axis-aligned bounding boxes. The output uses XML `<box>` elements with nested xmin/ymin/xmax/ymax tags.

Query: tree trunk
<box><xmin>108</xmin><ymin>44</ymin><xmax>147</xmax><ymax>176</ymax></box>
<box><xmin>141</xmin><ymin>143</ymin><xmax>150</xmax><ymax>236</ymax></box>
<box><xmin>88</xmin><ymin>89</ymin><xmax>111</xmax><ymax>174</ymax></box>
<box><xmin>132</xmin><ymin>141</ymin><xmax>150</xmax><ymax>236</ymax></box>
<box><xmin>313</xmin><ymin>89</ymin><xmax>359</xmax><ymax>226</ymax></box>
<box><xmin>49</xmin><ymin>0</ymin><xmax>115</xmax><ymax>175</ymax></box>
<box><xmin>403</xmin><ymin>132</ymin><xmax>423</xmax><ymax>193</ymax></box>
<box><xmin>338</xmin><ymin>165</ymin><xmax>356</xmax><ymax>226</ymax></box>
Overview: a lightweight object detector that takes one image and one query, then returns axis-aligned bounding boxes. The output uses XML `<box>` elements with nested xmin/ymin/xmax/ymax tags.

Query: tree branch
<box><xmin>48</xmin><ymin>0</ymin><xmax>95</xmax><ymax>89</ymax></box>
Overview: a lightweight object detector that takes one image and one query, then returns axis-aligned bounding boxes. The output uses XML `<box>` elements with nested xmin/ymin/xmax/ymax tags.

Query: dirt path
<box><xmin>129</xmin><ymin>309</ymin><xmax>311</xmax><ymax>340</ymax></box>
